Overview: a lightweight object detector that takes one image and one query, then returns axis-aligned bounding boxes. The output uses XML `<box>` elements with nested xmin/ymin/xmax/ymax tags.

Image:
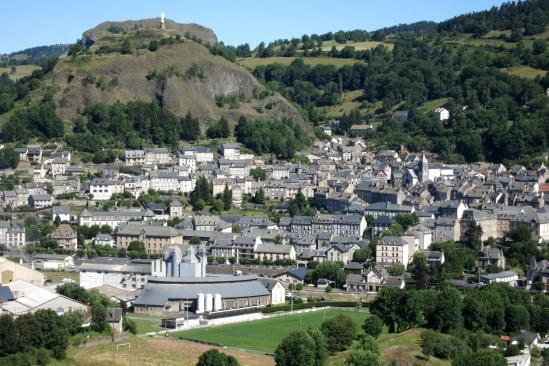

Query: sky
<box><xmin>1</xmin><ymin>0</ymin><xmax>509</xmax><ymax>54</ymax></box>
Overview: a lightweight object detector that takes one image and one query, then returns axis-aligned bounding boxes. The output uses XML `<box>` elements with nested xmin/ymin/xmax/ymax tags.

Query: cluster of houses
<box><xmin>1</xmin><ymin>135</ymin><xmax>549</xmax><ymax>294</ymax></box>
<box><xmin>1</xmin><ymin>134</ymin><xmax>549</xmax><ymax>360</ymax></box>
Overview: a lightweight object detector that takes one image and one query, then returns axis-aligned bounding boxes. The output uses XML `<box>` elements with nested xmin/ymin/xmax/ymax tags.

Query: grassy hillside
<box><xmin>239</xmin><ymin>56</ymin><xmax>362</xmax><ymax>68</ymax></box>
<box><xmin>35</xmin><ymin>28</ymin><xmax>304</xmax><ymax>128</ymax></box>
<box><xmin>0</xmin><ymin>65</ymin><xmax>40</xmax><ymax>80</ymax></box>
<box><xmin>502</xmin><ymin>65</ymin><xmax>547</xmax><ymax>79</ymax></box>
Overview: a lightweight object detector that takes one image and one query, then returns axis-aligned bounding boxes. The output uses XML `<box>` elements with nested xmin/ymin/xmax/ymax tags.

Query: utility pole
<box><xmin>290</xmin><ymin>285</ymin><xmax>294</xmax><ymax>312</ymax></box>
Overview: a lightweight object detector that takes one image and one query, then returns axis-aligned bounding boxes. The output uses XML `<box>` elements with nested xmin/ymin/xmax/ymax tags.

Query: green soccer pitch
<box><xmin>173</xmin><ymin>308</ymin><xmax>370</xmax><ymax>353</ymax></box>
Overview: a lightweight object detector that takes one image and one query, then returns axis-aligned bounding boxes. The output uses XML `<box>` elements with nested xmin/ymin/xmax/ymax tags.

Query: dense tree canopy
<box><xmin>196</xmin><ymin>349</ymin><xmax>239</xmax><ymax>366</ymax></box>
<box><xmin>234</xmin><ymin>117</ymin><xmax>310</xmax><ymax>159</ymax></box>
<box><xmin>320</xmin><ymin>314</ymin><xmax>357</xmax><ymax>353</ymax></box>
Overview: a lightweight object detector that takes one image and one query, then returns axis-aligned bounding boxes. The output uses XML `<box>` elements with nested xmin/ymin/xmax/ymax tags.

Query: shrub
<box><xmin>321</xmin><ymin>314</ymin><xmax>357</xmax><ymax>353</ymax></box>
<box><xmin>363</xmin><ymin>315</ymin><xmax>384</xmax><ymax>339</ymax></box>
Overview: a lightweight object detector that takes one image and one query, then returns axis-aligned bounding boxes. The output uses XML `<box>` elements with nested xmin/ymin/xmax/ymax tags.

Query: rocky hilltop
<box><xmin>81</xmin><ymin>18</ymin><xmax>218</xmax><ymax>46</ymax></box>
<box><xmin>43</xmin><ymin>19</ymin><xmax>303</xmax><ymax>127</ymax></box>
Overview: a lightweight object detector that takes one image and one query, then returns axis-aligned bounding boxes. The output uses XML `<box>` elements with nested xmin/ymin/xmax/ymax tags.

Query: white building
<box><xmin>28</xmin><ymin>194</ymin><xmax>54</xmax><ymax>210</ymax></box>
<box><xmin>258</xmin><ymin>278</ymin><xmax>286</xmax><ymax>305</ymax></box>
<box><xmin>79</xmin><ymin>257</ymin><xmax>151</xmax><ymax>290</ymax></box>
<box><xmin>52</xmin><ymin>206</ymin><xmax>71</xmax><ymax>222</ymax></box>
<box><xmin>50</xmin><ymin>158</ymin><xmax>69</xmax><ymax>177</ymax></box>
<box><xmin>144</xmin><ymin>148</ymin><xmax>172</xmax><ymax>165</ymax></box>
<box><xmin>434</xmin><ymin>107</ymin><xmax>450</xmax><ymax>121</ymax></box>
<box><xmin>221</xmin><ymin>143</ymin><xmax>241</xmax><ymax>160</ymax></box>
<box><xmin>31</xmin><ymin>254</ymin><xmax>75</xmax><ymax>270</ymax></box>
<box><xmin>90</xmin><ymin>178</ymin><xmax>124</xmax><ymax>200</ymax></box>
<box><xmin>149</xmin><ymin>172</ymin><xmax>195</xmax><ymax>193</ymax></box>
<box><xmin>124</xmin><ymin>150</ymin><xmax>146</xmax><ymax>166</ymax></box>
<box><xmin>177</xmin><ymin>154</ymin><xmax>197</xmax><ymax>173</ymax></box>
<box><xmin>480</xmin><ymin>271</ymin><xmax>519</xmax><ymax>287</ymax></box>
<box><xmin>376</xmin><ymin>236</ymin><xmax>414</xmax><ymax>269</ymax></box>
<box><xmin>169</xmin><ymin>201</ymin><xmax>183</xmax><ymax>218</ymax></box>
<box><xmin>78</xmin><ymin>208</ymin><xmax>154</xmax><ymax>229</ymax></box>
<box><xmin>179</xmin><ymin>147</ymin><xmax>213</xmax><ymax>163</ymax></box>
<box><xmin>123</xmin><ymin>175</ymin><xmax>150</xmax><ymax>198</ymax></box>
<box><xmin>0</xmin><ymin>221</ymin><xmax>25</xmax><ymax>248</ymax></box>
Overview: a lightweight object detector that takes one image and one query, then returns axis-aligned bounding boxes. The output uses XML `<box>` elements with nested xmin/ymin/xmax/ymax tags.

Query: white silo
<box><xmin>214</xmin><ymin>293</ymin><xmax>222</xmax><ymax>311</ymax></box>
<box><xmin>196</xmin><ymin>293</ymin><xmax>205</xmax><ymax>314</ymax></box>
<box><xmin>205</xmin><ymin>293</ymin><xmax>213</xmax><ymax>312</ymax></box>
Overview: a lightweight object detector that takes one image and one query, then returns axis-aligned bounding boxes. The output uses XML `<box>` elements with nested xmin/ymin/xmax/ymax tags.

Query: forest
<box><xmin>438</xmin><ymin>0</ymin><xmax>549</xmax><ymax>35</ymax></box>
<box><xmin>1</xmin><ymin>0</ymin><xmax>549</xmax><ymax>165</ymax></box>
<box><xmin>247</xmin><ymin>0</ymin><xmax>549</xmax><ymax>164</ymax></box>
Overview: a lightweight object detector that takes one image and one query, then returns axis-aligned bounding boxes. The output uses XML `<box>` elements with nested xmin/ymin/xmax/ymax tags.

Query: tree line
<box><xmin>438</xmin><ymin>0</ymin><xmax>549</xmax><ymax>36</ymax></box>
<box><xmin>0</xmin><ymin>310</ymin><xmax>74</xmax><ymax>363</ymax></box>
<box><xmin>234</xmin><ymin>117</ymin><xmax>310</xmax><ymax>159</ymax></box>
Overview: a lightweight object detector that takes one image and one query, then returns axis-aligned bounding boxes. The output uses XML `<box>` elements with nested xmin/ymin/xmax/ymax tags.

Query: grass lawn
<box><xmin>50</xmin><ymin>336</ymin><xmax>274</xmax><ymax>366</ymax></box>
<box><xmin>418</xmin><ymin>97</ymin><xmax>448</xmax><ymax>113</ymax></box>
<box><xmin>317</xmin><ymin>40</ymin><xmax>394</xmax><ymax>52</ymax></box>
<box><xmin>238</xmin><ymin>56</ymin><xmax>361</xmax><ymax>68</ymax></box>
<box><xmin>128</xmin><ymin>317</ymin><xmax>163</xmax><ymax>335</ymax></box>
<box><xmin>0</xmin><ymin>65</ymin><xmax>40</xmax><ymax>80</ymax></box>
<box><xmin>501</xmin><ymin>65</ymin><xmax>547</xmax><ymax>79</ymax></box>
<box><xmin>329</xmin><ymin>328</ymin><xmax>451</xmax><ymax>366</ymax></box>
<box><xmin>324</xmin><ymin>90</ymin><xmax>364</xmax><ymax>117</ymax></box>
<box><xmin>42</xmin><ymin>271</ymin><xmax>80</xmax><ymax>284</ymax></box>
<box><xmin>173</xmin><ymin>308</ymin><xmax>370</xmax><ymax>353</ymax></box>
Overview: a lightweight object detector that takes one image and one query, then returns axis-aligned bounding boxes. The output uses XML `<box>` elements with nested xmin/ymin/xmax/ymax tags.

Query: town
<box><xmin>1</xmin><ymin>130</ymin><xmax>549</xmax><ymax>365</ymax></box>
<box><xmin>1</xmin><ymin>1</ymin><xmax>549</xmax><ymax>366</ymax></box>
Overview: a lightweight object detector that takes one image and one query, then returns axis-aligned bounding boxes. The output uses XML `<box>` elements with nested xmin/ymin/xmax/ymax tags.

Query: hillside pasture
<box><xmin>238</xmin><ymin>56</ymin><xmax>363</xmax><ymax>68</ymax></box>
<box><xmin>501</xmin><ymin>65</ymin><xmax>547</xmax><ymax>79</ymax></box>
<box><xmin>0</xmin><ymin>65</ymin><xmax>40</xmax><ymax>80</ymax></box>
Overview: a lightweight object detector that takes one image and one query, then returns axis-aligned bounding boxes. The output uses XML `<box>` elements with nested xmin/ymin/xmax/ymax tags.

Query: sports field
<box><xmin>173</xmin><ymin>308</ymin><xmax>370</xmax><ymax>353</ymax></box>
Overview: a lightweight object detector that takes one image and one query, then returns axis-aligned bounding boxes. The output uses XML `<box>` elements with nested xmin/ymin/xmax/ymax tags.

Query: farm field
<box><xmin>317</xmin><ymin>40</ymin><xmax>394</xmax><ymax>52</ymax></box>
<box><xmin>0</xmin><ymin>65</ymin><xmax>40</xmax><ymax>80</ymax></box>
<box><xmin>173</xmin><ymin>308</ymin><xmax>370</xmax><ymax>353</ymax></box>
<box><xmin>502</xmin><ymin>65</ymin><xmax>547</xmax><ymax>79</ymax></box>
<box><xmin>238</xmin><ymin>56</ymin><xmax>362</xmax><ymax>68</ymax></box>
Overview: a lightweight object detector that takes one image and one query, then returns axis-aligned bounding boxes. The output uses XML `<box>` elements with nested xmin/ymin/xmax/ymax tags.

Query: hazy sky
<box><xmin>1</xmin><ymin>0</ymin><xmax>508</xmax><ymax>54</ymax></box>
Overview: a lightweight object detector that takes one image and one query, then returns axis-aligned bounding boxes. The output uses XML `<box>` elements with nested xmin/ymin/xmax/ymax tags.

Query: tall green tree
<box><xmin>320</xmin><ymin>314</ymin><xmax>357</xmax><ymax>353</ymax></box>
<box><xmin>345</xmin><ymin>349</ymin><xmax>382</xmax><ymax>366</ymax></box>
<box><xmin>181</xmin><ymin>111</ymin><xmax>201</xmax><ymax>141</ymax></box>
<box><xmin>452</xmin><ymin>350</ymin><xmax>506</xmax><ymax>366</ymax></box>
<box><xmin>427</xmin><ymin>287</ymin><xmax>463</xmax><ymax>332</ymax></box>
<box><xmin>222</xmin><ymin>183</ymin><xmax>232</xmax><ymax>210</ymax></box>
<box><xmin>197</xmin><ymin>349</ymin><xmax>239</xmax><ymax>366</ymax></box>
<box><xmin>464</xmin><ymin>221</ymin><xmax>483</xmax><ymax>251</ymax></box>
<box><xmin>362</xmin><ymin>315</ymin><xmax>384</xmax><ymax>339</ymax></box>
<box><xmin>410</xmin><ymin>252</ymin><xmax>429</xmax><ymax>289</ymax></box>
<box><xmin>191</xmin><ymin>176</ymin><xmax>212</xmax><ymax>210</ymax></box>
<box><xmin>275</xmin><ymin>330</ymin><xmax>317</xmax><ymax>366</ymax></box>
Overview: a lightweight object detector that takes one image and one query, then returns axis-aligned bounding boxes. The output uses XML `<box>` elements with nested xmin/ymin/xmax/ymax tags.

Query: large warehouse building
<box><xmin>133</xmin><ymin>246</ymin><xmax>272</xmax><ymax>315</ymax></box>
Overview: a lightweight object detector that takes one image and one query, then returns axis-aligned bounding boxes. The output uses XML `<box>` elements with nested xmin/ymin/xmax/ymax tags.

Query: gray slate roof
<box><xmin>134</xmin><ymin>275</ymin><xmax>270</xmax><ymax>306</ymax></box>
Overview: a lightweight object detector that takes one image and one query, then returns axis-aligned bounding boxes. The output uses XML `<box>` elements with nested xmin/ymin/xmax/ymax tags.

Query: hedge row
<box><xmin>260</xmin><ymin>301</ymin><xmax>368</xmax><ymax>314</ymax></box>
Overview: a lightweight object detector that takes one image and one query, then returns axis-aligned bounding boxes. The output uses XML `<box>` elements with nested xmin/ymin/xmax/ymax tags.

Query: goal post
<box><xmin>116</xmin><ymin>343</ymin><xmax>131</xmax><ymax>351</ymax></box>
